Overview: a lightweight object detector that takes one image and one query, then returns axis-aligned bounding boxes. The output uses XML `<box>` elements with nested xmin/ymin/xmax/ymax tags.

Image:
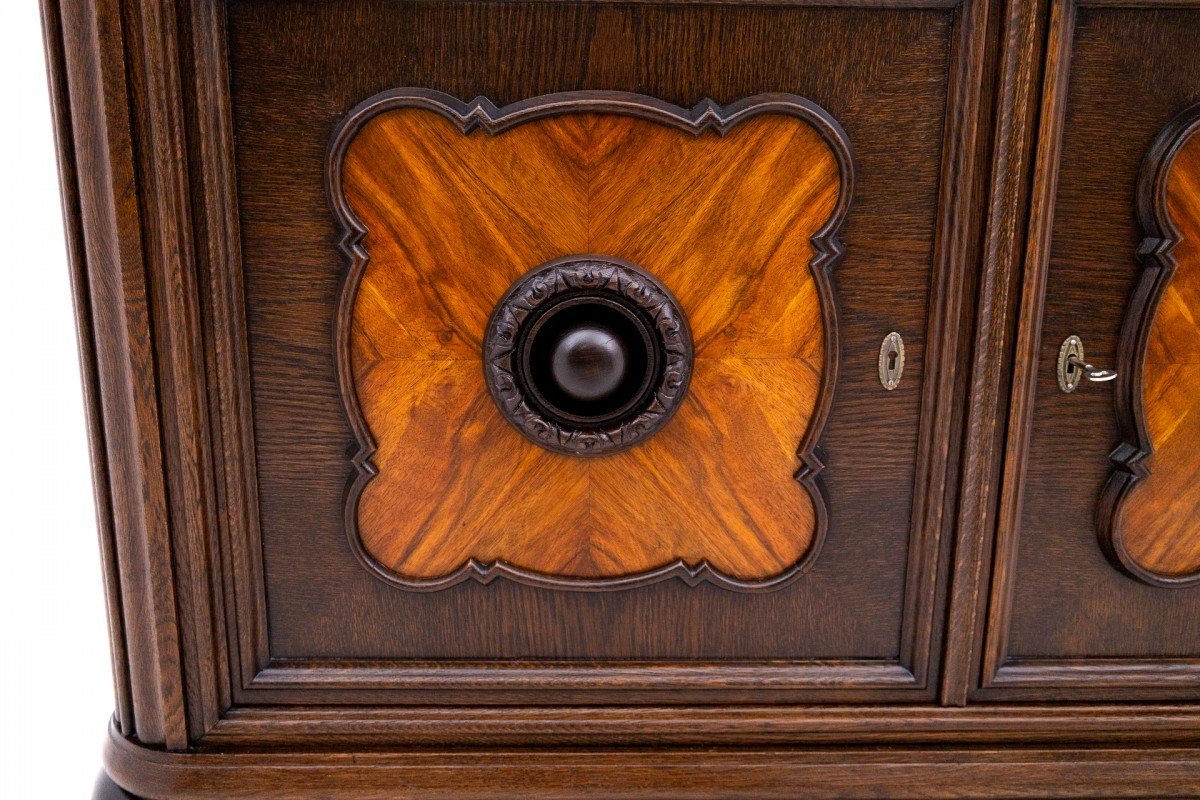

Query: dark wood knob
<box><xmin>550</xmin><ymin>323</ymin><xmax>629</xmax><ymax>402</ymax></box>
<box><xmin>484</xmin><ymin>257</ymin><xmax>693</xmax><ymax>456</ymax></box>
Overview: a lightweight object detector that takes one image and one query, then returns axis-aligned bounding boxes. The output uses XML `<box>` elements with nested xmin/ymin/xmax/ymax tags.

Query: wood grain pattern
<box><xmin>102</xmin><ymin>720</ymin><xmax>1200</xmax><ymax>800</ymax></box>
<box><xmin>332</xmin><ymin>91</ymin><xmax>850</xmax><ymax>590</ymax></box>
<box><xmin>53</xmin><ymin>0</ymin><xmax>1200</xmax><ymax>793</ymax></box>
<box><xmin>1103</xmin><ymin>103</ymin><xmax>1200</xmax><ymax>586</ymax></box>
<box><xmin>976</xmin><ymin>1</ymin><xmax>1200</xmax><ymax>703</ymax></box>
<box><xmin>940</xmin><ymin>0</ymin><xmax>1051</xmax><ymax>705</ymax></box>
<box><xmin>202</xmin><ymin>703</ymin><xmax>1200</xmax><ymax>749</ymax></box>
<box><xmin>40</xmin><ymin>0</ymin><xmax>135</xmax><ymax>734</ymax></box>
<box><xmin>54</xmin><ymin>0</ymin><xmax>190</xmax><ymax>749</ymax></box>
<box><xmin>229</xmin><ymin>0</ymin><xmax>954</xmax><ymax>671</ymax></box>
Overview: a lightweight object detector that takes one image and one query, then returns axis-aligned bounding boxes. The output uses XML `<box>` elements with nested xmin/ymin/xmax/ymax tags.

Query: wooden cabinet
<box><xmin>42</xmin><ymin>0</ymin><xmax>1199</xmax><ymax>796</ymax></box>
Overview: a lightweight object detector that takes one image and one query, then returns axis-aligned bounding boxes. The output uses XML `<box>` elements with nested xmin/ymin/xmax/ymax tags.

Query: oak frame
<box><xmin>50</xmin><ymin>0</ymin><xmax>996</xmax><ymax>732</ymax></box>
<box><xmin>41</xmin><ymin>0</ymin><xmax>1200</xmax><ymax>794</ymax></box>
<box><xmin>961</xmin><ymin>0</ymin><xmax>1200</xmax><ymax>703</ymax></box>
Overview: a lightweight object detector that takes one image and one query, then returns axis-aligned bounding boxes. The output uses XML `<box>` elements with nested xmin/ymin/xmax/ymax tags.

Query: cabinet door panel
<box><xmin>215</xmin><ymin>0</ymin><xmax>983</xmax><ymax>703</ymax></box>
<box><xmin>979</xmin><ymin>0</ymin><xmax>1200</xmax><ymax>701</ymax></box>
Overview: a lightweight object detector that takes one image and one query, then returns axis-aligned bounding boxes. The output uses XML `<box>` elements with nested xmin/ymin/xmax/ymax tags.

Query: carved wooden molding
<box><xmin>1099</xmin><ymin>101</ymin><xmax>1200</xmax><ymax>589</ymax></box>
<box><xmin>327</xmin><ymin>89</ymin><xmax>853</xmax><ymax>592</ymax></box>
<box><xmin>483</xmin><ymin>255</ymin><xmax>694</xmax><ymax>456</ymax></box>
<box><xmin>103</xmin><ymin>718</ymin><xmax>1200</xmax><ymax>800</ymax></box>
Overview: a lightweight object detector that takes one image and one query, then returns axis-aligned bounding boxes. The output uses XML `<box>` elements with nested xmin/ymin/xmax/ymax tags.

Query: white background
<box><xmin>0</xmin><ymin>3</ymin><xmax>117</xmax><ymax>796</ymax></box>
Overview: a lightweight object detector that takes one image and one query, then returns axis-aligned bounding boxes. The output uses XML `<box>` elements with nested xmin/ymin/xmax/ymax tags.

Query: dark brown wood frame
<box><xmin>327</xmin><ymin>88</ymin><xmax>852</xmax><ymax>593</ymax></box>
<box><xmin>954</xmin><ymin>0</ymin><xmax>1200</xmax><ymax>703</ymax></box>
<box><xmin>101</xmin><ymin>718</ymin><xmax>1200</xmax><ymax>800</ymax></box>
<box><xmin>225</xmin><ymin>15</ymin><xmax>961</xmax><ymax>702</ymax></box>
<box><xmin>49</xmin><ymin>0</ymin><xmax>987</xmax><ymax>728</ymax></box>
<box><xmin>1097</xmin><ymin>100</ymin><xmax>1200</xmax><ymax>589</ymax></box>
<box><xmin>44</xmin><ymin>0</ymin><xmax>1005</xmax><ymax>738</ymax></box>
<box><xmin>41</xmin><ymin>0</ymin><xmax>1200</xmax><ymax>794</ymax></box>
<box><xmin>108</xmin><ymin>0</ymin><xmax>978</xmax><ymax>714</ymax></box>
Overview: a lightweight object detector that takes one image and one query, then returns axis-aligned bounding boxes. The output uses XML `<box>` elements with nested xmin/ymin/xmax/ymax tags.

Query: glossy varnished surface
<box><xmin>100</xmin><ymin>718</ymin><xmax>1200</xmax><ymax>800</ymax></box>
<box><xmin>225</xmin><ymin>0</ymin><xmax>948</xmax><ymax>662</ymax></box>
<box><xmin>1119</xmin><ymin>125</ymin><xmax>1200</xmax><ymax>579</ymax></box>
<box><xmin>341</xmin><ymin>105</ymin><xmax>839</xmax><ymax>585</ymax></box>
<box><xmin>984</xmin><ymin>6</ymin><xmax>1200</xmax><ymax>693</ymax></box>
<box><xmin>44</xmin><ymin>0</ymin><xmax>1200</xmax><ymax>790</ymax></box>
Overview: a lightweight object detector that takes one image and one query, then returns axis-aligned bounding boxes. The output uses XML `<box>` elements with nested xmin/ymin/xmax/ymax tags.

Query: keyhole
<box><xmin>879</xmin><ymin>332</ymin><xmax>904</xmax><ymax>390</ymax></box>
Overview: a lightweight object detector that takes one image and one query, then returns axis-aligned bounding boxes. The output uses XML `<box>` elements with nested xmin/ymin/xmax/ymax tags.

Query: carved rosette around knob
<box><xmin>483</xmin><ymin>255</ymin><xmax>693</xmax><ymax>455</ymax></box>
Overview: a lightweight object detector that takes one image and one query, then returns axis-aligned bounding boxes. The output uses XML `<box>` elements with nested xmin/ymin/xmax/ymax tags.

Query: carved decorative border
<box><xmin>327</xmin><ymin>89</ymin><xmax>854</xmax><ymax>593</ymax></box>
<box><xmin>484</xmin><ymin>255</ymin><xmax>694</xmax><ymax>456</ymax></box>
<box><xmin>1097</xmin><ymin>101</ymin><xmax>1200</xmax><ymax>589</ymax></box>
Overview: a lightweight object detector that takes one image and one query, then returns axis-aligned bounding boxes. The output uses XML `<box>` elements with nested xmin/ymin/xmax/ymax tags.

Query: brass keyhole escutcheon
<box><xmin>1057</xmin><ymin>335</ymin><xmax>1117</xmax><ymax>393</ymax></box>
<box><xmin>879</xmin><ymin>331</ymin><xmax>905</xmax><ymax>391</ymax></box>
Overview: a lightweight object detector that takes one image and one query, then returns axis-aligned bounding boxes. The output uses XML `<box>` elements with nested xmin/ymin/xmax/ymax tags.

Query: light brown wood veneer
<box><xmin>339</xmin><ymin>99</ymin><xmax>844</xmax><ymax>587</ymax></box>
<box><xmin>1118</xmin><ymin>123</ymin><xmax>1200</xmax><ymax>579</ymax></box>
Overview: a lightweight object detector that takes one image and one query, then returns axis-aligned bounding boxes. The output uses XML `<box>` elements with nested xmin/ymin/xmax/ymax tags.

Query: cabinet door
<box><xmin>977</xmin><ymin>0</ymin><xmax>1200</xmax><ymax>701</ymax></box>
<box><xmin>205</xmin><ymin>0</ymin><xmax>988</xmax><ymax>707</ymax></box>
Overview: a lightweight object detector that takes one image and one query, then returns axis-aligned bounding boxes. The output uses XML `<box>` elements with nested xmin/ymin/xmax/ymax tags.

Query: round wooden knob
<box><xmin>550</xmin><ymin>323</ymin><xmax>629</xmax><ymax>402</ymax></box>
<box><xmin>484</xmin><ymin>256</ymin><xmax>693</xmax><ymax>456</ymax></box>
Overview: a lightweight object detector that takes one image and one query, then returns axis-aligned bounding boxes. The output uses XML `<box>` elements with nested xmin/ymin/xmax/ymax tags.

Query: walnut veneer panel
<box><xmin>1114</xmin><ymin>112</ymin><xmax>1200</xmax><ymax>583</ymax></box>
<box><xmin>339</xmin><ymin>100</ymin><xmax>843</xmax><ymax>588</ymax></box>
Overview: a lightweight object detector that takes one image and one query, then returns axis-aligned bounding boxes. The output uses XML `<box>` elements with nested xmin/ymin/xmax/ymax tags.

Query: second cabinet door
<box><xmin>977</xmin><ymin>0</ymin><xmax>1200</xmax><ymax>702</ymax></box>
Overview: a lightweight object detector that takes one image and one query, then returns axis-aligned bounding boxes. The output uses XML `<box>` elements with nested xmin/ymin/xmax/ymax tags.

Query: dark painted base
<box><xmin>93</xmin><ymin>771</ymin><xmax>140</xmax><ymax>800</ymax></box>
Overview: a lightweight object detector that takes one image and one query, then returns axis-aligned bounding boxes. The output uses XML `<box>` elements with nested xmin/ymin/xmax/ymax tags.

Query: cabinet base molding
<box><xmin>200</xmin><ymin>704</ymin><xmax>1200</xmax><ymax>748</ymax></box>
<box><xmin>102</xmin><ymin>722</ymin><xmax>1200</xmax><ymax>800</ymax></box>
